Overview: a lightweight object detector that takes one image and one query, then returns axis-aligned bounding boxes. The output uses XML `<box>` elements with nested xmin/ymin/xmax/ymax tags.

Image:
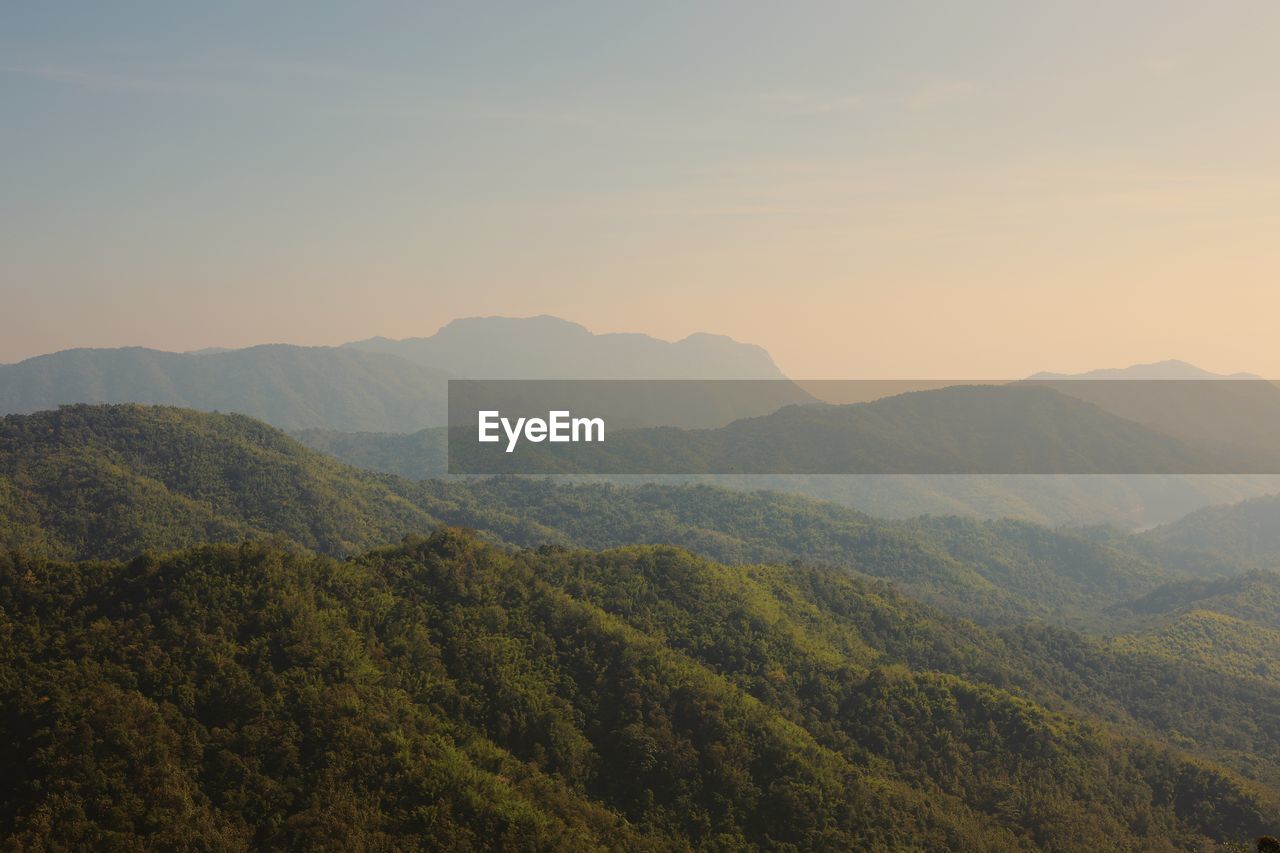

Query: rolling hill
<box><xmin>1141</xmin><ymin>493</ymin><xmax>1280</xmax><ymax>572</ymax></box>
<box><xmin>1108</xmin><ymin>571</ymin><xmax>1280</xmax><ymax>691</ymax></box>
<box><xmin>291</xmin><ymin>425</ymin><xmax>1280</xmax><ymax>528</ymax></box>
<box><xmin>0</xmin><ymin>404</ymin><xmax>440</xmax><ymax>558</ymax></box>
<box><xmin>292</xmin><ymin>426</ymin><xmax>449</xmax><ymax>481</ymax></box>
<box><xmin>0</xmin><ymin>404</ymin><xmax>1180</xmax><ymax>624</ymax></box>
<box><xmin>3</xmin><ymin>531</ymin><xmax>1274</xmax><ymax>850</ymax></box>
<box><xmin>5</xmin><ymin>404</ymin><xmax>1280</xmax><ymax>844</ymax></box>
<box><xmin>431</xmin><ymin>477</ymin><xmax>1177</xmax><ymax>626</ymax></box>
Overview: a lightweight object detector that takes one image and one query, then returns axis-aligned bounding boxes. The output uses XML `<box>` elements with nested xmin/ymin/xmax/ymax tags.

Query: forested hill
<box><xmin>292</xmin><ymin>426</ymin><xmax>447</xmax><ymax>481</ymax></box>
<box><xmin>0</xmin><ymin>404</ymin><xmax>440</xmax><ymax>557</ymax></box>
<box><xmin>7</xmin><ymin>402</ymin><xmax>1280</xmax><ymax>840</ymax></box>
<box><xmin>292</xmin><ymin>424</ymin><xmax>1280</xmax><ymax>529</ymax></box>
<box><xmin>427</xmin><ymin>478</ymin><xmax>1178</xmax><ymax>626</ymax></box>
<box><xmin>1108</xmin><ymin>570</ymin><xmax>1280</xmax><ymax>685</ymax></box>
<box><xmin>2</xmin><ymin>531</ymin><xmax>1274</xmax><ymax>850</ymax></box>
<box><xmin>2</xmin><ymin>405</ymin><xmax>1180</xmax><ymax>625</ymax></box>
<box><xmin>1141</xmin><ymin>493</ymin><xmax>1280</xmax><ymax>571</ymax></box>
<box><xmin>8</xmin><ymin>403</ymin><xmax>1280</xmax><ymax>832</ymax></box>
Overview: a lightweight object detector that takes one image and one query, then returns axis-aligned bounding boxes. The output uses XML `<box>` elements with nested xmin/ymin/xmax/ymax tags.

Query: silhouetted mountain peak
<box><xmin>1030</xmin><ymin>359</ymin><xmax>1262</xmax><ymax>380</ymax></box>
<box><xmin>343</xmin><ymin>314</ymin><xmax>787</xmax><ymax>379</ymax></box>
<box><xmin>431</xmin><ymin>314</ymin><xmax>593</xmax><ymax>340</ymax></box>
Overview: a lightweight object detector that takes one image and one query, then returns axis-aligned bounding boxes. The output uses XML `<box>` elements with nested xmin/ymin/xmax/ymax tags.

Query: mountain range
<box><xmin>344</xmin><ymin>315</ymin><xmax>789</xmax><ymax>379</ymax></box>
<box><xmin>3</xmin><ymin>403</ymin><xmax>1280</xmax><ymax>848</ymax></box>
<box><xmin>290</xmin><ymin>424</ymin><xmax>1280</xmax><ymax>527</ymax></box>
<box><xmin>0</xmin><ymin>403</ymin><xmax>1176</xmax><ymax>616</ymax></box>
<box><xmin>1030</xmin><ymin>359</ymin><xmax>1263</xmax><ymax>381</ymax></box>
<box><xmin>0</xmin><ymin>317</ymin><xmax>793</xmax><ymax>433</ymax></box>
<box><xmin>0</xmin><ymin>344</ymin><xmax>451</xmax><ymax>432</ymax></box>
<box><xmin>6</xmin><ymin>320</ymin><xmax>1280</xmax><ymax>526</ymax></box>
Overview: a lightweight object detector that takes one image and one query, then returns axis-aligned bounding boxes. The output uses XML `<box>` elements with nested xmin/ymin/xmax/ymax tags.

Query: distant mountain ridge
<box><xmin>1030</xmin><ymin>359</ymin><xmax>1262</xmax><ymax>380</ymax></box>
<box><xmin>0</xmin><ymin>316</ymin><xmax>793</xmax><ymax>432</ymax></box>
<box><xmin>7</xmin><ymin>336</ymin><xmax>1280</xmax><ymax>521</ymax></box>
<box><xmin>343</xmin><ymin>315</ymin><xmax>788</xmax><ymax>379</ymax></box>
<box><xmin>1022</xmin><ymin>364</ymin><xmax>1280</xmax><ymax>462</ymax></box>
<box><xmin>0</xmin><ymin>344</ymin><xmax>450</xmax><ymax>432</ymax></box>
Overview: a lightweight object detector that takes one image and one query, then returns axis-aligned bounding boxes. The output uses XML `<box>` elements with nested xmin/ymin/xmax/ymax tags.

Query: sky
<box><xmin>3</xmin><ymin>2</ymin><xmax>1279</xmax><ymax>377</ymax></box>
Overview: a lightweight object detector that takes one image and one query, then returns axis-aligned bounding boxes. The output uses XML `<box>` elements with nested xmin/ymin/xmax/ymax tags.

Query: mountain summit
<box><xmin>343</xmin><ymin>315</ymin><xmax>787</xmax><ymax>379</ymax></box>
<box><xmin>0</xmin><ymin>317</ymin><xmax>790</xmax><ymax>432</ymax></box>
<box><xmin>1030</xmin><ymin>359</ymin><xmax>1261</xmax><ymax>380</ymax></box>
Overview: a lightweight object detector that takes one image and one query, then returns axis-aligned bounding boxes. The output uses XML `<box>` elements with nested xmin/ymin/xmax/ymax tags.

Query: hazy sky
<box><xmin>3</xmin><ymin>2</ymin><xmax>1279</xmax><ymax>377</ymax></box>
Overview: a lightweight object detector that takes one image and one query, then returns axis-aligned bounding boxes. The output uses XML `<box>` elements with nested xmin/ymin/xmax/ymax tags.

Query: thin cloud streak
<box><xmin>746</xmin><ymin>79</ymin><xmax>977</xmax><ymax>117</ymax></box>
<box><xmin>904</xmin><ymin>79</ymin><xmax>977</xmax><ymax>110</ymax></box>
<box><xmin>752</xmin><ymin>90</ymin><xmax>868</xmax><ymax>115</ymax></box>
<box><xmin>0</xmin><ymin>63</ymin><xmax>246</xmax><ymax>97</ymax></box>
<box><xmin>0</xmin><ymin>60</ymin><xmax>692</xmax><ymax>142</ymax></box>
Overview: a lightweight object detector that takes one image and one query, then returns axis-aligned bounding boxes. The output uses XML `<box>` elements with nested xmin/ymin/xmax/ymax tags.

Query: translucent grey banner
<box><xmin>447</xmin><ymin>379</ymin><xmax>1280</xmax><ymax>474</ymax></box>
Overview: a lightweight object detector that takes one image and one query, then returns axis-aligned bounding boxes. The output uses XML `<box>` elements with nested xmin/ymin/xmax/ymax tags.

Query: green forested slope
<box><xmin>1109</xmin><ymin>571</ymin><xmax>1280</xmax><ymax>686</ymax></box>
<box><xmin>292</xmin><ymin>426</ymin><xmax>448</xmax><ymax>481</ymax></box>
<box><xmin>2</xmin><ymin>406</ymin><xmax>1179</xmax><ymax>625</ymax></box>
<box><xmin>3</xmin><ymin>532</ymin><xmax>1274</xmax><ymax>850</ymax></box>
<box><xmin>5</xmin><ymin>405</ymin><xmax>1280</xmax><ymax>846</ymax></box>
<box><xmin>0</xmin><ymin>404</ymin><xmax>440</xmax><ymax>558</ymax></box>
<box><xmin>0</xmin><ymin>541</ymin><xmax>655</xmax><ymax>850</ymax></box>
<box><xmin>420</xmin><ymin>478</ymin><xmax>1176</xmax><ymax>626</ymax></box>
<box><xmin>291</xmin><ymin>424</ymin><xmax>1280</xmax><ymax>529</ymax></box>
<box><xmin>1142</xmin><ymin>494</ymin><xmax>1280</xmax><ymax>571</ymax></box>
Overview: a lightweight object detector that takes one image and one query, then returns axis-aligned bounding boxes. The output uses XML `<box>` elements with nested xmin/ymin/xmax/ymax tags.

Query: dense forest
<box><xmin>3</xmin><ymin>533</ymin><xmax>1276</xmax><ymax>849</ymax></box>
<box><xmin>1142</xmin><ymin>494</ymin><xmax>1280</xmax><ymax>570</ymax></box>
<box><xmin>3</xmin><ymin>404</ymin><xmax>1279</xmax><ymax>848</ymax></box>
<box><xmin>0</xmin><ymin>404</ymin><xmax>439</xmax><ymax>557</ymax></box>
